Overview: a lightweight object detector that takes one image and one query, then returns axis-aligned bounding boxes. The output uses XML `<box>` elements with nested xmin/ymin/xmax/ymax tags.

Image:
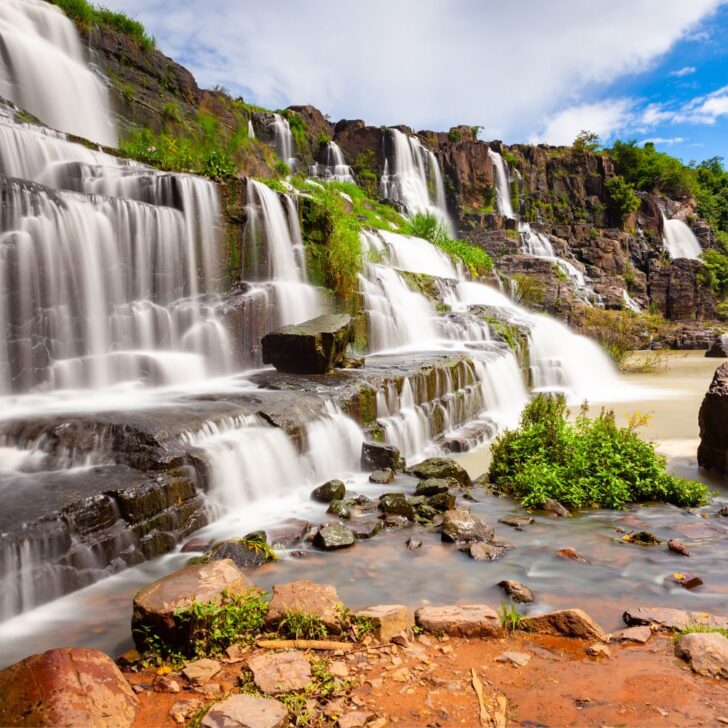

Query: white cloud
<box><xmin>529</xmin><ymin>99</ymin><xmax>635</xmax><ymax>145</ymax></box>
<box><xmin>99</xmin><ymin>0</ymin><xmax>723</xmax><ymax>142</ymax></box>
<box><xmin>640</xmin><ymin>136</ymin><xmax>685</xmax><ymax>146</ymax></box>
<box><xmin>670</xmin><ymin>66</ymin><xmax>697</xmax><ymax>77</ymax></box>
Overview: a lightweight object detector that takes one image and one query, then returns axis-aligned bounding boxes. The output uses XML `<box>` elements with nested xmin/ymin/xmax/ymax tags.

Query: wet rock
<box><xmin>671</xmin><ymin>572</ymin><xmax>703</xmax><ymax>590</ymax></box>
<box><xmin>668</xmin><ymin>539</ymin><xmax>690</xmax><ymax>556</ymax></box>
<box><xmin>495</xmin><ymin>651</ymin><xmax>530</xmax><ymax>667</ymax></box>
<box><xmin>499</xmin><ymin>515</ymin><xmax>534</xmax><ymax>528</ymax></box>
<box><xmin>543</xmin><ymin>499</ymin><xmax>570</xmax><ymax>517</ymax></box>
<box><xmin>716</xmin><ymin>505</ymin><xmax>728</xmax><ymax>517</ymax></box>
<box><xmin>268</xmin><ymin>519</ymin><xmax>310</xmax><ymax>548</ymax></box>
<box><xmin>361</xmin><ymin>442</ymin><xmax>401</xmax><ymax>472</ymax></box>
<box><xmin>415</xmin><ymin>478</ymin><xmax>455</xmax><ymax>496</ymax></box>
<box><xmin>675</xmin><ymin>632</ymin><xmax>728</xmax><ymax>679</ymax></box>
<box><xmin>208</xmin><ymin>532</ymin><xmax>274</xmax><ymax>569</ymax></box>
<box><xmin>622</xmin><ymin>530</ymin><xmax>662</xmax><ymax>545</ymax></box>
<box><xmin>0</xmin><ymin>647</ymin><xmax>137</xmax><ymax>727</ymax></box>
<box><xmin>327</xmin><ymin>499</ymin><xmax>352</xmax><ymax>519</ymax></box>
<box><xmin>200</xmin><ymin>694</ymin><xmax>287</xmax><ymax>728</ymax></box>
<box><xmin>706</xmin><ymin>334</ymin><xmax>728</xmax><ymax>358</ymax></box>
<box><xmin>349</xmin><ymin>518</ymin><xmax>382</xmax><ymax>539</ymax></box>
<box><xmin>427</xmin><ymin>491</ymin><xmax>457</xmax><ymax>512</ymax></box>
<box><xmin>498</xmin><ymin>579</ymin><xmax>534</xmax><ymax>603</ymax></box>
<box><xmin>468</xmin><ymin>541</ymin><xmax>509</xmax><ymax>560</ymax></box>
<box><xmin>182</xmin><ymin>658</ymin><xmax>221</xmax><ymax>686</ymax></box>
<box><xmin>132</xmin><ymin>559</ymin><xmax>254</xmax><ymax>650</ymax></box>
<box><xmin>623</xmin><ymin>606</ymin><xmax>728</xmax><ymax>631</ymax></box>
<box><xmin>369</xmin><ymin>469</ymin><xmax>394</xmax><ymax>484</ymax></box>
<box><xmin>383</xmin><ymin>514</ymin><xmax>412</xmax><ymax>529</ymax></box>
<box><xmin>406</xmin><ymin>537</ymin><xmax>423</xmax><ymax>550</ymax></box>
<box><xmin>409</xmin><ymin>457</ymin><xmax>472</xmax><ymax>487</ymax></box>
<box><xmin>379</xmin><ymin>493</ymin><xmax>415</xmax><ymax>520</ymax></box>
<box><xmin>522</xmin><ymin>609</ymin><xmax>607</xmax><ymax>642</ymax></box>
<box><xmin>181</xmin><ymin>538</ymin><xmax>210</xmax><ymax>553</ymax></box>
<box><xmin>698</xmin><ymin>362</ymin><xmax>728</xmax><ymax>475</ymax></box>
<box><xmin>586</xmin><ymin>643</ymin><xmax>611</xmax><ymax>658</ymax></box>
<box><xmin>415</xmin><ymin>604</ymin><xmax>503</xmax><ymax>638</ymax></box>
<box><xmin>248</xmin><ymin>651</ymin><xmax>312</xmax><ymax>694</ymax></box>
<box><xmin>354</xmin><ymin>605</ymin><xmax>414</xmax><ymax>642</ymax></box>
<box><xmin>265</xmin><ymin>579</ymin><xmax>342</xmax><ymax>633</ymax></box>
<box><xmin>338</xmin><ymin>355</ymin><xmax>365</xmax><ymax>369</ymax></box>
<box><xmin>557</xmin><ymin>547</ymin><xmax>591</xmax><ymax>564</ymax></box>
<box><xmin>610</xmin><ymin>626</ymin><xmax>652</xmax><ymax>644</ymax></box>
<box><xmin>313</xmin><ymin>522</ymin><xmax>356</xmax><ymax>550</ymax></box>
<box><xmin>261</xmin><ymin>313</ymin><xmax>353</xmax><ymax>374</ymax></box>
<box><xmin>442</xmin><ymin>507</ymin><xmax>493</xmax><ymax>543</ymax></box>
<box><xmin>311</xmin><ymin>479</ymin><xmax>346</xmax><ymax>503</ymax></box>
<box><xmin>414</xmin><ymin>503</ymin><xmax>438</xmax><ymax>523</ymax></box>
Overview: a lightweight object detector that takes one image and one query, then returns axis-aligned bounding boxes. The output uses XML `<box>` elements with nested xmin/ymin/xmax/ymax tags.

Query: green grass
<box><xmin>277</xmin><ymin>610</ymin><xmax>329</xmax><ymax>640</ymax></box>
<box><xmin>489</xmin><ymin>394</ymin><xmax>709</xmax><ymax>510</ymax></box>
<box><xmin>498</xmin><ymin>603</ymin><xmax>525</xmax><ymax>632</ymax></box>
<box><xmin>675</xmin><ymin>624</ymin><xmax>728</xmax><ymax>641</ymax></box>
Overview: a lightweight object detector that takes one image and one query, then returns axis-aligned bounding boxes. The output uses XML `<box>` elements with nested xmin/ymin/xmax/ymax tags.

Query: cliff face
<box><xmin>84</xmin><ymin>23</ymin><xmax>719</xmax><ymax>328</ymax></box>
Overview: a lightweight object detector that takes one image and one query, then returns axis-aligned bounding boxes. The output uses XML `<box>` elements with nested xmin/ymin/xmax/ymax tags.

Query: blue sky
<box><xmin>102</xmin><ymin>0</ymin><xmax>728</xmax><ymax>163</ymax></box>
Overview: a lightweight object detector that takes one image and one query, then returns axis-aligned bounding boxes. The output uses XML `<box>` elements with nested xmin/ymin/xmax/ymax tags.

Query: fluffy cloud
<box><xmin>670</xmin><ymin>66</ymin><xmax>697</xmax><ymax>77</ymax></box>
<box><xmin>101</xmin><ymin>0</ymin><xmax>723</xmax><ymax>142</ymax></box>
<box><xmin>529</xmin><ymin>99</ymin><xmax>635</xmax><ymax>145</ymax></box>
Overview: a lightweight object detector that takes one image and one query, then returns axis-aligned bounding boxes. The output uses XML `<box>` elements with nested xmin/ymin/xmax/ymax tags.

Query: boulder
<box><xmin>543</xmin><ymin>499</ymin><xmax>570</xmax><ymax>517</ymax></box>
<box><xmin>522</xmin><ymin>609</ymin><xmax>607</xmax><ymax>642</ymax></box>
<box><xmin>354</xmin><ymin>605</ymin><xmax>414</xmax><ymax>642</ymax></box>
<box><xmin>0</xmin><ymin>648</ymin><xmax>137</xmax><ymax>727</ymax></box>
<box><xmin>313</xmin><ymin>522</ymin><xmax>356</xmax><ymax>550</ymax></box>
<box><xmin>415</xmin><ymin>605</ymin><xmax>502</xmax><ymax>638</ymax></box>
<box><xmin>498</xmin><ymin>579</ymin><xmax>534</xmax><ymax>603</ymax></box>
<box><xmin>415</xmin><ymin>478</ymin><xmax>454</xmax><ymax>496</ymax></box>
<box><xmin>610</xmin><ymin>626</ymin><xmax>652</xmax><ymax>644</ymax></box>
<box><xmin>311</xmin><ymin>479</ymin><xmax>346</xmax><ymax>503</ymax></box>
<box><xmin>132</xmin><ymin>559</ymin><xmax>254</xmax><ymax>649</ymax></box>
<box><xmin>623</xmin><ymin>606</ymin><xmax>728</xmax><ymax>631</ymax></box>
<box><xmin>369</xmin><ymin>469</ymin><xmax>394</xmax><ymax>484</ymax></box>
<box><xmin>698</xmin><ymin>362</ymin><xmax>728</xmax><ymax>475</ymax></box>
<box><xmin>468</xmin><ymin>541</ymin><xmax>510</xmax><ymax>560</ymax></box>
<box><xmin>200</xmin><ymin>694</ymin><xmax>287</xmax><ymax>728</ymax></box>
<box><xmin>675</xmin><ymin>632</ymin><xmax>728</xmax><ymax>679</ymax></box>
<box><xmin>442</xmin><ymin>507</ymin><xmax>493</xmax><ymax>543</ymax></box>
<box><xmin>248</xmin><ymin>651</ymin><xmax>312</xmax><ymax>694</ymax></box>
<box><xmin>705</xmin><ymin>333</ymin><xmax>728</xmax><ymax>357</ymax></box>
<box><xmin>207</xmin><ymin>533</ymin><xmax>274</xmax><ymax>569</ymax></box>
<box><xmin>379</xmin><ymin>493</ymin><xmax>415</xmax><ymax>520</ymax></box>
<box><xmin>265</xmin><ymin>579</ymin><xmax>342</xmax><ymax>633</ymax></box>
<box><xmin>261</xmin><ymin>314</ymin><xmax>353</xmax><ymax>374</ymax></box>
<box><xmin>409</xmin><ymin>457</ymin><xmax>472</xmax><ymax>487</ymax></box>
<box><xmin>182</xmin><ymin>658</ymin><xmax>221</xmax><ymax>686</ymax></box>
<box><xmin>361</xmin><ymin>442</ymin><xmax>402</xmax><ymax>472</ymax></box>
<box><xmin>348</xmin><ymin>518</ymin><xmax>382</xmax><ymax>539</ymax></box>
<box><xmin>427</xmin><ymin>492</ymin><xmax>456</xmax><ymax>512</ymax></box>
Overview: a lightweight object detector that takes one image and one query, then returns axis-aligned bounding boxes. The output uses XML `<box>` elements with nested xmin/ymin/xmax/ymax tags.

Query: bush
<box><xmin>699</xmin><ymin>248</ymin><xmax>728</xmax><ymax>298</ymax></box>
<box><xmin>489</xmin><ymin>395</ymin><xmax>709</xmax><ymax>510</ymax></box>
<box><xmin>605</xmin><ymin>175</ymin><xmax>640</xmax><ymax>225</ymax></box>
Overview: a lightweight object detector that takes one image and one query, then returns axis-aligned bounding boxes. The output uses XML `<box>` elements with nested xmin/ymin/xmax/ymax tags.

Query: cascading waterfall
<box><xmin>310</xmin><ymin>141</ymin><xmax>355</xmax><ymax>183</ymax></box>
<box><xmin>0</xmin><ymin>0</ymin><xmax>116</xmax><ymax>146</ymax></box>
<box><xmin>269</xmin><ymin>113</ymin><xmax>295</xmax><ymax>168</ymax></box>
<box><xmin>488</xmin><ymin>149</ymin><xmax>515</xmax><ymax>219</ymax></box>
<box><xmin>662</xmin><ymin>212</ymin><xmax>702</xmax><ymax>260</ymax></box>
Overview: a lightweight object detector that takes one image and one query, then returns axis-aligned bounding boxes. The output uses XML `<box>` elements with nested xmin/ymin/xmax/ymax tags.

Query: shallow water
<box><xmin>0</xmin><ymin>352</ymin><xmax>726</xmax><ymax>667</ymax></box>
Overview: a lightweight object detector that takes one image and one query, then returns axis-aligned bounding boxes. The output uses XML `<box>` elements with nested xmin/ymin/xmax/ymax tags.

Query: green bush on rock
<box><xmin>489</xmin><ymin>394</ymin><xmax>709</xmax><ymax>510</ymax></box>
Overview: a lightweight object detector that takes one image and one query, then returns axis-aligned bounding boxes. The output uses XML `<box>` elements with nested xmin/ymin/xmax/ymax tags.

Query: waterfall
<box><xmin>310</xmin><ymin>141</ymin><xmax>355</xmax><ymax>183</ymax></box>
<box><xmin>0</xmin><ymin>0</ymin><xmax>116</xmax><ymax>146</ymax></box>
<box><xmin>380</xmin><ymin>128</ymin><xmax>451</xmax><ymax>230</ymax></box>
<box><xmin>270</xmin><ymin>113</ymin><xmax>295</xmax><ymax>168</ymax></box>
<box><xmin>662</xmin><ymin>213</ymin><xmax>702</xmax><ymax>260</ymax></box>
<box><xmin>488</xmin><ymin>149</ymin><xmax>515</xmax><ymax>219</ymax></box>
<box><xmin>247</xmin><ymin>120</ymin><xmax>255</xmax><ymax>139</ymax></box>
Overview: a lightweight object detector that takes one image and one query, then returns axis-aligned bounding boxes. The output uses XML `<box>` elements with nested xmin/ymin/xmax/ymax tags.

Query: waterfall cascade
<box><xmin>310</xmin><ymin>141</ymin><xmax>355</xmax><ymax>183</ymax></box>
<box><xmin>662</xmin><ymin>213</ymin><xmax>702</xmax><ymax>260</ymax></box>
<box><xmin>269</xmin><ymin>113</ymin><xmax>295</xmax><ymax>168</ymax></box>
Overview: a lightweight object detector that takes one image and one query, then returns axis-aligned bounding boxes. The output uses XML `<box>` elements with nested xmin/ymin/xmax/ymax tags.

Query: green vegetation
<box><xmin>448</xmin><ymin>128</ymin><xmax>462</xmax><ymax>143</ymax></box>
<box><xmin>278</xmin><ymin>610</ymin><xmax>328</xmax><ymax>640</ymax></box>
<box><xmin>510</xmin><ymin>273</ymin><xmax>546</xmax><ymax>308</ymax></box>
<box><xmin>699</xmin><ymin>248</ymin><xmax>728</xmax><ymax>298</ymax></box>
<box><xmin>404</xmin><ymin>213</ymin><xmax>493</xmax><ymax>278</ymax></box>
<box><xmin>572</xmin><ymin>130</ymin><xmax>600</xmax><ymax>155</ymax></box>
<box><xmin>48</xmin><ymin>0</ymin><xmax>155</xmax><ymax>50</ymax></box>
<box><xmin>605</xmin><ymin>175</ymin><xmax>640</xmax><ymax>225</ymax></box>
<box><xmin>351</xmin><ymin>151</ymin><xmax>379</xmax><ymax>198</ymax></box>
<box><xmin>280</xmin><ymin>109</ymin><xmax>308</xmax><ymax>155</ymax></box>
<box><xmin>498</xmin><ymin>603</ymin><xmax>525</xmax><ymax>632</ymax></box>
<box><xmin>489</xmin><ymin>394</ymin><xmax>709</xmax><ymax>510</ymax></box>
<box><xmin>675</xmin><ymin>624</ymin><xmax>728</xmax><ymax>640</ymax></box>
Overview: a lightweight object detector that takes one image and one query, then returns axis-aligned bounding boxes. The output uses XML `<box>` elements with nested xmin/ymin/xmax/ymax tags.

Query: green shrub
<box><xmin>510</xmin><ymin>273</ymin><xmax>545</xmax><ymax>307</ymax></box>
<box><xmin>605</xmin><ymin>176</ymin><xmax>640</xmax><ymax>225</ymax></box>
<box><xmin>489</xmin><ymin>394</ymin><xmax>709</xmax><ymax>510</ymax></box>
<box><xmin>352</xmin><ymin>151</ymin><xmax>379</xmax><ymax>198</ymax></box>
<box><xmin>699</xmin><ymin>248</ymin><xmax>728</xmax><ymax>297</ymax></box>
<box><xmin>277</xmin><ymin>610</ymin><xmax>328</xmax><ymax>640</ymax></box>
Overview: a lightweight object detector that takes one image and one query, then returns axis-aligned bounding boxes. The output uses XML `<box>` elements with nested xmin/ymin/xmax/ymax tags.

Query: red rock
<box><xmin>522</xmin><ymin>609</ymin><xmax>607</xmax><ymax>642</ymax></box>
<box><xmin>415</xmin><ymin>605</ymin><xmax>502</xmax><ymax>638</ymax></box>
<box><xmin>265</xmin><ymin>579</ymin><xmax>342</xmax><ymax>633</ymax></box>
<box><xmin>557</xmin><ymin>547</ymin><xmax>590</xmax><ymax>563</ymax></box>
<box><xmin>667</xmin><ymin>539</ymin><xmax>690</xmax><ymax>556</ymax></box>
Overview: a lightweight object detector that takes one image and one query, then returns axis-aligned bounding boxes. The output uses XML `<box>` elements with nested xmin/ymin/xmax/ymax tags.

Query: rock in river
<box><xmin>261</xmin><ymin>313</ymin><xmax>353</xmax><ymax>374</ymax></box>
<box><xmin>698</xmin><ymin>362</ymin><xmax>728</xmax><ymax>476</ymax></box>
<box><xmin>705</xmin><ymin>333</ymin><xmax>728</xmax><ymax>358</ymax></box>
<box><xmin>361</xmin><ymin>442</ymin><xmax>402</xmax><ymax>472</ymax></box>
<box><xmin>408</xmin><ymin>457</ymin><xmax>472</xmax><ymax>487</ymax></box>
<box><xmin>442</xmin><ymin>507</ymin><xmax>493</xmax><ymax>543</ymax></box>
<box><xmin>498</xmin><ymin>579</ymin><xmax>534</xmax><ymax>603</ymax></box>
<box><xmin>311</xmin><ymin>479</ymin><xmax>345</xmax><ymax>502</ymax></box>
<box><xmin>313</xmin><ymin>522</ymin><xmax>356</xmax><ymax>550</ymax></box>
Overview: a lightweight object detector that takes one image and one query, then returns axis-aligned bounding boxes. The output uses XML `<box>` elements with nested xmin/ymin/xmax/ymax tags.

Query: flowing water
<box><xmin>662</xmin><ymin>212</ymin><xmax>703</xmax><ymax>260</ymax></box>
<box><xmin>310</xmin><ymin>141</ymin><xmax>355</xmax><ymax>183</ymax></box>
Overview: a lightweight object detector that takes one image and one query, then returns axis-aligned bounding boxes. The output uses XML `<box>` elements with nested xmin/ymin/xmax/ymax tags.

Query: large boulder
<box><xmin>265</xmin><ymin>579</ymin><xmax>342</xmax><ymax>633</ymax></box>
<box><xmin>706</xmin><ymin>334</ymin><xmax>728</xmax><ymax>358</ymax></box>
<box><xmin>623</xmin><ymin>606</ymin><xmax>728</xmax><ymax>631</ymax></box>
<box><xmin>0</xmin><ymin>648</ymin><xmax>137</xmax><ymax>727</ymax></box>
<box><xmin>698</xmin><ymin>363</ymin><xmax>728</xmax><ymax>475</ymax></box>
<box><xmin>361</xmin><ymin>442</ymin><xmax>402</xmax><ymax>472</ymax></box>
<box><xmin>311</xmin><ymin>479</ymin><xmax>346</xmax><ymax>503</ymax></box>
<box><xmin>313</xmin><ymin>522</ymin><xmax>356</xmax><ymax>550</ymax></box>
<box><xmin>442</xmin><ymin>507</ymin><xmax>493</xmax><ymax>543</ymax></box>
<box><xmin>522</xmin><ymin>609</ymin><xmax>607</xmax><ymax>642</ymax></box>
<box><xmin>261</xmin><ymin>314</ymin><xmax>353</xmax><ymax>374</ymax></box>
<box><xmin>132</xmin><ymin>559</ymin><xmax>254</xmax><ymax>649</ymax></box>
<box><xmin>674</xmin><ymin>632</ymin><xmax>728</xmax><ymax>679</ymax></box>
<box><xmin>408</xmin><ymin>457</ymin><xmax>472</xmax><ymax>487</ymax></box>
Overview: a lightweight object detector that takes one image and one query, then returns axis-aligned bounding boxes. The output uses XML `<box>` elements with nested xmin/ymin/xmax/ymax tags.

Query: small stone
<box><xmin>427</xmin><ymin>492</ymin><xmax>456</xmax><ymax>512</ymax></box>
<box><xmin>442</xmin><ymin>507</ymin><xmax>493</xmax><ymax>543</ymax></box>
<box><xmin>369</xmin><ymin>469</ymin><xmax>394</xmax><ymax>484</ymax></box>
<box><xmin>154</xmin><ymin>674</ymin><xmax>182</xmax><ymax>693</ymax></box>
<box><xmin>338</xmin><ymin>711</ymin><xmax>373</xmax><ymax>728</ymax></box>
<box><xmin>672</xmin><ymin>572</ymin><xmax>703</xmax><ymax>590</ymax></box>
<box><xmin>498</xmin><ymin>516</ymin><xmax>534</xmax><ymax>528</ymax></box>
<box><xmin>391</xmin><ymin>667</ymin><xmax>411</xmax><ymax>682</ymax></box>
<box><xmin>349</xmin><ymin>519</ymin><xmax>382</xmax><ymax>539</ymax></box>
<box><xmin>495</xmin><ymin>651</ymin><xmax>530</xmax><ymax>667</ymax></box>
<box><xmin>313</xmin><ymin>522</ymin><xmax>356</xmax><ymax>550</ymax></box>
<box><xmin>311</xmin><ymin>479</ymin><xmax>346</xmax><ymax>503</ymax></box>
<box><xmin>675</xmin><ymin>632</ymin><xmax>728</xmax><ymax>679</ymax></box>
<box><xmin>543</xmin><ymin>499</ymin><xmax>570</xmax><ymax>517</ymax></box>
<box><xmin>622</xmin><ymin>530</ymin><xmax>662</xmax><ymax>545</ymax></box>
<box><xmin>201</xmin><ymin>694</ymin><xmax>287</xmax><ymax>728</ymax></box>
<box><xmin>717</xmin><ymin>506</ymin><xmax>728</xmax><ymax>517</ymax></box>
<box><xmin>667</xmin><ymin>539</ymin><xmax>690</xmax><ymax>556</ymax></box>
<box><xmin>355</xmin><ymin>605</ymin><xmax>414</xmax><ymax>642</ymax></box>
<box><xmin>557</xmin><ymin>547</ymin><xmax>590</xmax><ymax>564</ymax></box>
<box><xmin>586</xmin><ymin>644</ymin><xmax>610</xmax><ymax>658</ymax></box>
<box><xmin>195</xmin><ymin>683</ymin><xmax>221</xmax><ymax>697</ymax></box>
<box><xmin>415</xmin><ymin>605</ymin><xmax>502</xmax><ymax>638</ymax></box>
<box><xmin>379</xmin><ymin>493</ymin><xmax>415</xmax><ymax>520</ymax></box>
<box><xmin>384</xmin><ymin>514</ymin><xmax>411</xmax><ymax>529</ymax></box>
<box><xmin>182</xmin><ymin>658</ymin><xmax>221</xmax><ymax>686</ymax></box>
<box><xmin>248</xmin><ymin>651</ymin><xmax>312</xmax><ymax>694</ymax></box>
<box><xmin>225</xmin><ymin>644</ymin><xmax>248</xmax><ymax>662</ymax></box>
<box><xmin>171</xmin><ymin>699</ymin><xmax>203</xmax><ymax>725</ymax></box>
<box><xmin>361</xmin><ymin>442</ymin><xmax>402</xmax><ymax>472</ymax></box>
<box><xmin>328</xmin><ymin>661</ymin><xmax>349</xmax><ymax>678</ymax></box>
<box><xmin>406</xmin><ymin>537</ymin><xmax>422</xmax><ymax>550</ymax></box>
<box><xmin>468</xmin><ymin>542</ymin><xmax>509</xmax><ymax>561</ymax></box>
<box><xmin>610</xmin><ymin>626</ymin><xmax>652</xmax><ymax>644</ymax></box>
<box><xmin>327</xmin><ymin>499</ymin><xmax>352</xmax><ymax>519</ymax></box>
<box><xmin>498</xmin><ymin>579</ymin><xmax>534</xmax><ymax>603</ymax></box>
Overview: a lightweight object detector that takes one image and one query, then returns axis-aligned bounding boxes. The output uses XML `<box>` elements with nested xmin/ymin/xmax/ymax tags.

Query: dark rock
<box><xmin>408</xmin><ymin>457</ymin><xmax>472</xmax><ymax>487</ymax></box>
<box><xmin>667</xmin><ymin>539</ymin><xmax>690</xmax><ymax>556</ymax></box>
<box><xmin>672</xmin><ymin>573</ymin><xmax>703</xmax><ymax>590</ymax></box>
<box><xmin>698</xmin><ymin>363</ymin><xmax>728</xmax><ymax>475</ymax></box>
<box><xmin>361</xmin><ymin>442</ymin><xmax>402</xmax><ymax>472</ymax></box>
<box><xmin>499</xmin><ymin>516</ymin><xmax>534</xmax><ymax>528</ymax></box>
<box><xmin>379</xmin><ymin>493</ymin><xmax>415</xmax><ymax>520</ymax></box>
<box><xmin>327</xmin><ymin>500</ymin><xmax>351</xmax><ymax>520</ymax></box>
<box><xmin>348</xmin><ymin>519</ymin><xmax>382</xmax><ymax>539</ymax></box>
<box><xmin>414</xmin><ymin>478</ymin><xmax>455</xmax><ymax>496</ymax></box>
<box><xmin>406</xmin><ymin>537</ymin><xmax>423</xmax><ymax>550</ymax></box>
<box><xmin>468</xmin><ymin>541</ymin><xmax>511</xmax><ymax>561</ymax></box>
<box><xmin>383</xmin><ymin>514</ymin><xmax>412</xmax><ymax>529</ymax></box>
<box><xmin>498</xmin><ymin>579</ymin><xmax>534</xmax><ymax>603</ymax></box>
<box><xmin>207</xmin><ymin>533</ymin><xmax>274</xmax><ymax>569</ymax></box>
<box><xmin>313</xmin><ymin>522</ymin><xmax>356</xmax><ymax>550</ymax></box>
<box><xmin>337</xmin><ymin>356</ymin><xmax>365</xmax><ymax>369</ymax></box>
<box><xmin>543</xmin><ymin>499</ymin><xmax>570</xmax><ymax>517</ymax></box>
<box><xmin>267</xmin><ymin>519</ymin><xmax>310</xmax><ymax>548</ymax></box>
<box><xmin>261</xmin><ymin>314</ymin><xmax>353</xmax><ymax>374</ymax></box>
<box><xmin>442</xmin><ymin>507</ymin><xmax>493</xmax><ymax>543</ymax></box>
<box><xmin>427</xmin><ymin>492</ymin><xmax>456</xmax><ymax>512</ymax></box>
<box><xmin>717</xmin><ymin>506</ymin><xmax>728</xmax><ymax>517</ymax></box>
<box><xmin>622</xmin><ymin>530</ymin><xmax>662</xmax><ymax>545</ymax></box>
<box><xmin>369</xmin><ymin>469</ymin><xmax>394</xmax><ymax>484</ymax></box>
<box><xmin>311</xmin><ymin>479</ymin><xmax>346</xmax><ymax>503</ymax></box>
<box><xmin>706</xmin><ymin>334</ymin><xmax>728</xmax><ymax>358</ymax></box>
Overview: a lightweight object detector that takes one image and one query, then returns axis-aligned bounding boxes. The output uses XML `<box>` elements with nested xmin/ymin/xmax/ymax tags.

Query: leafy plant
<box><xmin>278</xmin><ymin>610</ymin><xmax>329</xmax><ymax>640</ymax></box>
<box><xmin>510</xmin><ymin>273</ymin><xmax>546</xmax><ymax>307</ymax></box>
<box><xmin>489</xmin><ymin>394</ymin><xmax>709</xmax><ymax>510</ymax></box>
<box><xmin>498</xmin><ymin>603</ymin><xmax>525</xmax><ymax>632</ymax></box>
<box><xmin>605</xmin><ymin>175</ymin><xmax>640</xmax><ymax>226</ymax></box>
<box><xmin>572</xmin><ymin>130</ymin><xmax>600</xmax><ymax>154</ymax></box>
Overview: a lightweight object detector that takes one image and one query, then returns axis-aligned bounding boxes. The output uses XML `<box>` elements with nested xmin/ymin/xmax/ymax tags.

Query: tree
<box><xmin>572</xmin><ymin>130</ymin><xmax>600</xmax><ymax>154</ymax></box>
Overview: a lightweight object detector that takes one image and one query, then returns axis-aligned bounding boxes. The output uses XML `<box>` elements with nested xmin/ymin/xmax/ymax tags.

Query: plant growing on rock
<box><xmin>277</xmin><ymin>610</ymin><xmax>329</xmax><ymax>640</ymax></box>
<box><xmin>489</xmin><ymin>394</ymin><xmax>709</xmax><ymax>510</ymax></box>
<box><xmin>498</xmin><ymin>603</ymin><xmax>525</xmax><ymax>632</ymax></box>
<box><xmin>605</xmin><ymin>175</ymin><xmax>640</xmax><ymax>226</ymax></box>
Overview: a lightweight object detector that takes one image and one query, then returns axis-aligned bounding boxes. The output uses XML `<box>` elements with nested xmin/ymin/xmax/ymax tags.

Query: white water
<box><xmin>310</xmin><ymin>141</ymin><xmax>355</xmax><ymax>183</ymax></box>
<box><xmin>270</xmin><ymin>113</ymin><xmax>295</xmax><ymax>168</ymax></box>
<box><xmin>662</xmin><ymin>213</ymin><xmax>702</xmax><ymax>260</ymax></box>
<box><xmin>0</xmin><ymin>0</ymin><xmax>116</xmax><ymax>146</ymax></box>
<box><xmin>488</xmin><ymin>149</ymin><xmax>515</xmax><ymax>219</ymax></box>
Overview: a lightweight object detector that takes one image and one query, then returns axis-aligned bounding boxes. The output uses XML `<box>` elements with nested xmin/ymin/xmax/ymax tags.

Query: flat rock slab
<box><xmin>623</xmin><ymin>606</ymin><xmax>728</xmax><ymax>632</ymax></box>
<box><xmin>0</xmin><ymin>647</ymin><xmax>137</xmax><ymax>727</ymax></box>
<box><xmin>522</xmin><ymin>609</ymin><xmax>607</xmax><ymax>642</ymax></box>
<box><xmin>610</xmin><ymin>626</ymin><xmax>652</xmax><ymax>644</ymax></box>
<box><xmin>675</xmin><ymin>632</ymin><xmax>728</xmax><ymax>679</ymax></box>
<box><xmin>495</xmin><ymin>651</ymin><xmax>530</xmax><ymax>667</ymax></box>
<box><xmin>182</xmin><ymin>658</ymin><xmax>221</xmax><ymax>686</ymax></box>
<box><xmin>248</xmin><ymin>651</ymin><xmax>312</xmax><ymax>694</ymax></box>
<box><xmin>354</xmin><ymin>605</ymin><xmax>414</xmax><ymax>642</ymax></box>
<box><xmin>338</xmin><ymin>711</ymin><xmax>373</xmax><ymax>728</ymax></box>
<box><xmin>201</xmin><ymin>694</ymin><xmax>287</xmax><ymax>728</ymax></box>
<box><xmin>265</xmin><ymin>579</ymin><xmax>341</xmax><ymax>633</ymax></box>
<box><xmin>415</xmin><ymin>605</ymin><xmax>503</xmax><ymax>638</ymax></box>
